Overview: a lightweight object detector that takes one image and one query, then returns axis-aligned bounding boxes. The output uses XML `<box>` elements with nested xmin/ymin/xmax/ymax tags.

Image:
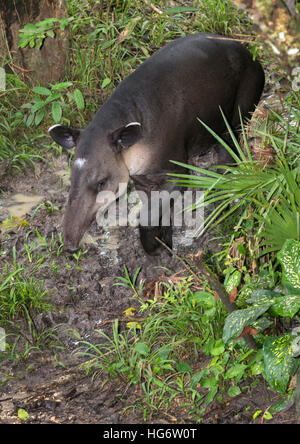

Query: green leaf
<box><xmin>101</xmin><ymin>78</ymin><xmax>111</xmax><ymax>89</ymax></box>
<box><xmin>175</xmin><ymin>361</ymin><xmax>192</xmax><ymax>374</ymax></box>
<box><xmin>237</xmin><ymin>242</ymin><xmax>246</xmax><ymax>255</ymax></box>
<box><xmin>191</xmin><ymin>371</ymin><xmax>204</xmax><ymax>388</ymax></box>
<box><xmin>206</xmin><ymin>386</ymin><xmax>218</xmax><ymax>405</ymax></box>
<box><xmin>34</xmin><ymin>108</ymin><xmax>45</xmax><ymax>126</ymax></box>
<box><xmin>210</xmin><ymin>339</ymin><xmax>225</xmax><ymax>356</ymax></box>
<box><xmin>164</xmin><ymin>6</ymin><xmax>198</xmax><ymax>14</ymax></box>
<box><xmin>25</xmin><ymin>113</ymin><xmax>34</xmax><ymax>127</ymax></box>
<box><xmin>22</xmin><ymin>23</ymin><xmax>37</xmax><ymax>32</ymax></box>
<box><xmin>224</xmin><ymin>270</ymin><xmax>241</xmax><ymax>293</ymax></box>
<box><xmin>18</xmin><ymin>408</ymin><xmax>29</xmax><ymax>421</ymax></box>
<box><xmin>134</xmin><ymin>342</ymin><xmax>150</xmax><ymax>356</ymax></box>
<box><xmin>271</xmin><ymin>293</ymin><xmax>300</xmax><ymax>318</ymax></box>
<box><xmin>73</xmin><ymin>89</ymin><xmax>85</xmax><ymax>111</ymax></box>
<box><xmin>227</xmin><ymin>385</ymin><xmax>241</xmax><ymax>397</ymax></box>
<box><xmin>201</xmin><ymin>376</ymin><xmax>218</xmax><ymax>389</ymax></box>
<box><xmin>269</xmin><ymin>391</ymin><xmax>295</xmax><ymax>413</ymax></box>
<box><xmin>250</xmin><ymin>361</ymin><xmax>263</xmax><ymax>376</ymax></box>
<box><xmin>253</xmin><ymin>410</ymin><xmax>262</xmax><ymax>420</ymax></box>
<box><xmin>225</xmin><ymin>364</ymin><xmax>247</xmax><ymax>380</ymax></box>
<box><xmin>278</xmin><ymin>240</ymin><xmax>300</xmax><ymax>290</ymax></box>
<box><xmin>223</xmin><ymin>303</ymin><xmax>271</xmax><ymax>343</ymax></box>
<box><xmin>263</xmin><ymin>334</ymin><xmax>298</xmax><ymax>393</ymax></box>
<box><xmin>263</xmin><ymin>411</ymin><xmax>273</xmax><ymax>420</ymax></box>
<box><xmin>52</xmin><ymin>102</ymin><xmax>62</xmax><ymax>123</ymax></box>
<box><xmin>46</xmin><ymin>30</ymin><xmax>55</xmax><ymax>38</ymax></box>
<box><xmin>32</xmin><ymin>86</ymin><xmax>52</xmax><ymax>96</ymax></box>
<box><xmin>51</xmin><ymin>81</ymin><xmax>73</xmax><ymax>91</ymax></box>
<box><xmin>31</xmin><ymin>100</ymin><xmax>46</xmax><ymax>113</ymax></box>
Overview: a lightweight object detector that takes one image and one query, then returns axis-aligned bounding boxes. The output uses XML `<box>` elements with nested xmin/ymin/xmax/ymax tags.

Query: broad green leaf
<box><xmin>52</xmin><ymin>102</ymin><xmax>62</xmax><ymax>123</ymax></box>
<box><xmin>193</xmin><ymin>291</ymin><xmax>216</xmax><ymax>308</ymax></box>
<box><xmin>175</xmin><ymin>361</ymin><xmax>192</xmax><ymax>374</ymax></box>
<box><xmin>224</xmin><ymin>270</ymin><xmax>241</xmax><ymax>293</ymax></box>
<box><xmin>25</xmin><ymin>113</ymin><xmax>34</xmax><ymax>127</ymax></box>
<box><xmin>22</xmin><ymin>23</ymin><xmax>37</xmax><ymax>32</ymax></box>
<box><xmin>225</xmin><ymin>364</ymin><xmax>247</xmax><ymax>380</ymax></box>
<box><xmin>223</xmin><ymin>303</ymin><xmax>271</xmax><ymax>343</ymax></box>
<box><xmin>32</xmin><ymin>86</ymin><xmax>51</xmax><ymax>96</ymax></box>
<box><xmin>246</xmin><ymin>289</ymin><xmax>277</xmax><ymax>304</ymax></box>
<box><xmin>34</xmin><ymin>108</ymin><xmax>45</xmax><ymax>126</ymax></box>
<box><xmin>227</xmin><ymin>385</ymin><xmax>241</xmax><ymax>397</ymax></box>
<box><xmin>237</xmin><ymin>242</ymin><xmax>246</xmax><ymax>255</ymax></box>
<box><xmin>271</xmin><ymin>293</ymin><xmax>300</xmax><ymax>317</ymax></box>
<box><xmin>134</xmin><ymin>342</ymin><xmax>150</xmax><ymax>356</ymax></box>
<box><xmin>101</xmin><ymin>78</ymin><xmax>111</xmax><ymax>89</ymax></box>
<box><xmin>191</xmin><ymin>371</ymin><xmax>204</xmax><ymax>388</ymax></box>
<box><xmin>73</xmin><ymin>89</ymin><xmax>85</xmax><ymax>111</ymax></box>
<box><xmin>30</xmin><ymin>101</ymin><xmax>45</xmax><ymax>113</ymax></box>
<box><xmin>201</xmin><ymin>376</ymin><xmax>218</xmax><ymax>389</ymax></box>
<box><xmin>51</xmin><ymin>81</ymin><xmax>73</xmax><ymax>91</ymax></box>
<box><xmin>206</xmin><ymin>386</ymin><xmax>218</xmax><ymax>405</ymax></box>
<box><xmin>250</xmin><ymin>361</ymin><xmax>263</xmax><ymax>376</ymax></box>
<box><xmin>269</xmin><ymin>391</ymin><xmax>295</xmax><ymax>413</ymax></box>
<box><xmin>210</xmin><ymin>339</ymin><xmax>225</xmax><ymax>356</ymax></box>
<box><xmin>278</xmin><ymin>239</ymin><xmax>300</xmax><ymax>290</ymax></box>
<box><xmin>263</xmin><ymin>334</ymin><xmax>298</xmax><ymax>393</ymax></box>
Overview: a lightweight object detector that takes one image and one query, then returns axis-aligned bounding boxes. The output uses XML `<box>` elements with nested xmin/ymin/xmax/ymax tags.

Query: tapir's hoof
<box><xmin>64</xmin><ymin>243</ymin><xmax>80</xmax><ymax>254</ymax></box>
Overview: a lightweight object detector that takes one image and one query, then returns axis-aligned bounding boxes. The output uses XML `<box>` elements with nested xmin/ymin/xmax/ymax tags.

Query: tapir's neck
<box><xmin>91</xmin><ymin>94</ymin><xmax>143</xmax><ymax>135</ymax></box>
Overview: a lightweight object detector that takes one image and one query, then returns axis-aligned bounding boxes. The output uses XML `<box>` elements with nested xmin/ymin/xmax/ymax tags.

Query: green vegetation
<box><xmin>80</xmin><ymin>271</ymin><xmax>260</xmax><ymax>421</ymax></box>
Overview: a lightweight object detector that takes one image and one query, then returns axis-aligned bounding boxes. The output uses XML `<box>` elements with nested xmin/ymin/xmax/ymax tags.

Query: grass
<box><xmin>77</xmin><ymin>268</ymin><xmax>260</xmax><ymax>421</ymax></box>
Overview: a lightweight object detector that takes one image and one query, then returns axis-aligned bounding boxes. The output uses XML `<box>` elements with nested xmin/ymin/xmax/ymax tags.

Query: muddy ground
<box><xmin>0</xmin><ymin>145</ymin><xmax>298</xmax><ymax>424</ymax></box>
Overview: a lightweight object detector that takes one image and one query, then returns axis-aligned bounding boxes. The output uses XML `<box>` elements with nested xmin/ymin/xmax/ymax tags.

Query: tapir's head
<box><xmin>48</xmin><ymin>122</ymin><xmax>142</xmax><ymax>252</ymax></box>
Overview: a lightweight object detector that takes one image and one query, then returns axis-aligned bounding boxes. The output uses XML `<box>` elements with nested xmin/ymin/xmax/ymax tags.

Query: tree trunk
<box><xmin>0</xmin><ymin>0</ymin><xmax>69</xmax><ymax>84</ymax></box>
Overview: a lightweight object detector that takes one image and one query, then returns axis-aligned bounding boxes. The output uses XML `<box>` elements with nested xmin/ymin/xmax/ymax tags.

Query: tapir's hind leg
<box><xmin>215</xmin><ymin>60</ymin><xmax>265</xmax><ymax>164</ymax></box>
<box><xmin>231</xmin><ymin>60</ymin><xmax>265</xmax><ymax>134</ymax></box>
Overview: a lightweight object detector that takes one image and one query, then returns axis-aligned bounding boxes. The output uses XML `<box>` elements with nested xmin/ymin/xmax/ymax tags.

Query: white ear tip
<box><xmin>48</xmin><ymin>124</ymin><xmax>62</xmax><ymax>133</ymax></box>
<box><xmin>125</xmin><ymin>122</ymin><xmax>141</xmax><ymax>128</ymax></box>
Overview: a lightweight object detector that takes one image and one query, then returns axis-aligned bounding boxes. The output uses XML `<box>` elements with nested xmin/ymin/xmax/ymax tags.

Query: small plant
<box><xmin>224</xmin><ymin>239</ymin><xmax>300</xmax><ymax>394</ymax></box>
<box><xmin>21</xmin><ymin>82</ymin><xmax>85</xmax><ymax>127</ymax></box>
<box><xmin>32</xmin><ymin>200</ymin><xmax>59</xmax><ymax>218</ymax></box>
<box><xmin>0</xmin><ymin>266</ymin><xmax>51</xmax><ymax>322</ymax></box>
<box><xmin>18</xmin><ymin>17</ymin><xmax>74</xmax><ymax>49</ymax></box>
<box><xmin>114</xmin><ymin>265</ymin><xmax>144</xmax><ymax>298</ymax></box>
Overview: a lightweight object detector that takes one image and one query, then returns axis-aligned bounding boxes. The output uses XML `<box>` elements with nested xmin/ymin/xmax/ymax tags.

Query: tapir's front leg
<box><xmin>131</xmin><ymin>172</ymin><xmax>179</xmax><ymax>255</ymax></box>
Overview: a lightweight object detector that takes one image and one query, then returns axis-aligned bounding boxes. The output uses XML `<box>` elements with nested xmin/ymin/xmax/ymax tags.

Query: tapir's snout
<box><xmin>62</xmin><ymin>191</ymin><xmax>97</xmax><ymax>254</ymax></box>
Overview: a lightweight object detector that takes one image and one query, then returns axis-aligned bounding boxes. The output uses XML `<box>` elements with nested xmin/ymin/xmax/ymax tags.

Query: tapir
<box><xmin>48</xmin><ymin>33</ymin><xmax>264</xmax><ymax>254</ymax></box>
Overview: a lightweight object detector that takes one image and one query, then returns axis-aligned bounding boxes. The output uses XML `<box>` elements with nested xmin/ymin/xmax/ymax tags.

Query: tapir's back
<box><xmin>110</xmin><ymin>33</ymin><xmax>264</xmax><ymax>135</ymax></box>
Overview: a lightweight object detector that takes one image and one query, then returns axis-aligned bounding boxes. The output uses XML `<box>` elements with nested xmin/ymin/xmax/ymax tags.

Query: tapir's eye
<box><xmin>97</xmin><ymin>178</ymin><xmax>108</xmax><ymax>191</ymax></box>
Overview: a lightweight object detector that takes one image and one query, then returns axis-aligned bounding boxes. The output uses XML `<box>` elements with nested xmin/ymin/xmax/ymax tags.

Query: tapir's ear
<box><xmin>111</xmin><ymin>122</ymin><xmax>142</xmax><ymax>152</ymax></box>
<box><xmin>48</xmin><ymin>124</ymin><xmax>81</xmax><ymax>149</ymax></box>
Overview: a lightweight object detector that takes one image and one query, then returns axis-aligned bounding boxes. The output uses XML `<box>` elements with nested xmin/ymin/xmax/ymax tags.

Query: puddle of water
<box><xmin>6</xmin><ymin>193</ymin><xmax>43</xmax><ymax>218</ymax></box>
<box><xmin>81</xmin><ymin>229</ymin><xmax>121</xmax><ymax>266</ymax></box>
